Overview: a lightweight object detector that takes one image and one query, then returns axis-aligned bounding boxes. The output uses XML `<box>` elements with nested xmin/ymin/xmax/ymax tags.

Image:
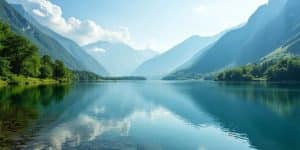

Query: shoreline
<box><xmin>0</xmin><ymin>76</ymin><xmax>70</xmax><ymax>87</ymax></box>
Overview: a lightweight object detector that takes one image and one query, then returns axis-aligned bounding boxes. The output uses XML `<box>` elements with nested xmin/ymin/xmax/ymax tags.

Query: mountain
<box><xmin>12</xmin><ymin>4</ymin><xmax>108</xmax><ymax>76</ymax></box>
<box><xmin>0</xmin><ymin>0</ymin><xmax>107</xmax><ymax>75</ymax></box>
<box><xmin>83</xmin><ymin>41</ymin><xmax>157</xmax><ymax>76</ymax></box>
<box><xmin>265</xmin><ymin>0</ymin><xmax>300</xmax><ymax>56</ymax></box>
<box><xmin>174</xmin><ymin>0</ymin><xmax>288</xmax><ymax>75</ymax></box>
<box><xmin>133</xmin><ymin>35</ymin><xmax>221</xmax><ymax>78</ymax></box>
<box><xmin>252</xmin><ymin>0</ymin><xmax>300</xmax><ymax>64</ymax></box>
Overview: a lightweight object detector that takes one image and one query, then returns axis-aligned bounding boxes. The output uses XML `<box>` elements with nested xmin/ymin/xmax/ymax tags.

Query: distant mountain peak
<box><xmin>133</xmin><ymin>34</ymin><xmax>221</xmax><ymax>78</ymax></box>
<box><xmin>83</xmin><ymin>40</ymin><xmax>157</xmax><ymax>76</ymax></box>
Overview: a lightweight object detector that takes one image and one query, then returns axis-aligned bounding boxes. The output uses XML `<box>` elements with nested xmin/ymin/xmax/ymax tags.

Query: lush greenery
<box><xmin>103</xmin><ymin>76</ymin><xmax>147</xmax><ymax>80</ymax></box>
<box><xmin>73</xmin><ymin>70</ymin><xmax>147</xmax><ymax>81</ymax></box>
<box><xmin>0</xmin><ymin>77</ymin><xmax>6</xmax><ymax>86</ymax></box>
<box><xmin>72</xmin><ymin>71</ymin><xmax>104</xmax><ymax>81</ymax></box>
<box><xmin>216</xmin><ymin>57</ymin><xmax>300</xmax><ymax>82</ymax></box>
<box><xmin>163</xmin><ymin>71</ymin><xmax>203</xmax><ymax>80</ymax></box>
<box><xmin>0</xmin><ymin>21</ymin><xmax>72</xmax><ymax>85</ymax></box>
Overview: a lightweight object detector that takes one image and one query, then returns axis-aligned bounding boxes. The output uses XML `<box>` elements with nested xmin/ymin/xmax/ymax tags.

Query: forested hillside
<box><xmin>0</xmin><ymin>0</ymin><xmax>107</xmax><ymax>75</ymax></box>
<box><xmin>0</xmin><ymin>21</ymin><xmax>71</xmax><ymax>85</ymax></box>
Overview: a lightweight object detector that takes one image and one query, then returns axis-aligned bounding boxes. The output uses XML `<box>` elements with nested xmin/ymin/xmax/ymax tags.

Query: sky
<box><xmin>8</xmin><ymin>0</ymin><xmax>268</xmax><ymax>52</ymax></box>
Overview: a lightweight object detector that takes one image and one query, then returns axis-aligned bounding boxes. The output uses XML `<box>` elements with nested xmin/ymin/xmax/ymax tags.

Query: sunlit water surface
<box><xmin>1</xmin><ymin>81</ymin><xmax>300</xmax><ymax>150</ymax></box>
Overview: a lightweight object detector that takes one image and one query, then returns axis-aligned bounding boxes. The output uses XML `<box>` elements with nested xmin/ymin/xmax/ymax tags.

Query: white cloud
<box><xmin>194</xmin><ymin>5</ymin><xmax>207</xmax><ymax>14</ymax></box>
<box><xmin>32</xmin><ymin>9</ymin><xmax>45</xmax><ymax>17</ymax></box>
<box><xmin>7</xmin><ymin>0</ymin><xmax>133</xmax><ymax>46</ymax></box>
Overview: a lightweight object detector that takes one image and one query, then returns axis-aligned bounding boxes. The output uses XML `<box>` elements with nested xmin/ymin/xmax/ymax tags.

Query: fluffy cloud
<box><xmin>8</xmin><ymin>0</ymin><xmax>132</xmax><ymax>46</ymax></box>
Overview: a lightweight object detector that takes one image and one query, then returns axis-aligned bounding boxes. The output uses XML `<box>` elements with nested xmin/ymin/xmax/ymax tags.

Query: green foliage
<box><xmin>72</xmin><ymin>71</ymin><xmax>103</xmax><ymax>81</ymax></box>
<box><xmin>0</xmin><ymin>57</ymin><xmax>10</xmax><ymax>76</ymax></box>
<box><xmin>39</xmin><ymin>55</ymin><xmax>54</xmax><ymax>78</ymax></box>
<box><xmin>265</xmin><ymin>57</ymin><xmax>300</xmax><ymax>81</ymax></box>
<box><xmin>0</xmin><ymin>77</ymin><xmax>7</xmax><ymax>86</ymax></box>
<box><xmin>1</xmin><ymin>33</ymin><xmax>41</xmax><ymax>76</ymax></box>
<box><xmin>72</xmin><ymin>70</ymin><xmax>147</xmax><ymax>81</ymax></box>
<box><xmin>53</xmin><ymin>60</ymin><xmax>70</xmax><ymax>79</ymax></box>
<box><xmin>0</xmin><ymin>21</ymin><xmax>73</xmax><ymax>84</ymax></box>
<box><xmin>216</xmin><ymin>67</ymin><xmax>254</xmax><ymax>81</ymax></box>
<box><xmin>6</xmin><ymin>75</ymin><xmax>58</xmax><ymax>86</ymax></box>
<box><xmin>216</xmin><ymin>56</ymin><xmax>300</xmax><ymax>82</ymax></box>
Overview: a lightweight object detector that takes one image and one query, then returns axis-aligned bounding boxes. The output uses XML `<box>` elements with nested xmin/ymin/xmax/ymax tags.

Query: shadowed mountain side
<box><xmin>175</xmin><ymin>0</ymin><xmax>287</xmax><ymax>75</ymax></box>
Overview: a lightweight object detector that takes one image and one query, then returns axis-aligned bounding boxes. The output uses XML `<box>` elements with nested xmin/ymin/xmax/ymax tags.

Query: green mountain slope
<box><xmin>262</xmin><ymin>0</ymin><xmax>300</xmax><ymax>62</ymax></box>
<box><xmin>0</xmin><ymin>0</ymin><xmax>107</xmax><ymax>75</ymax></box>
<box><xmin>175</xmin><ymin>0</ymin><xmax>287</xmax><ymax>75</ymax></box>
<box><xmin>11</xmin><ymin>4</ymin><xmax>108</xmax><ymax>76</ymax></box>
<box><xmin>214</xmin><ymin>0</ymin><xmax>300</xmax><ymax>82</ymax></box>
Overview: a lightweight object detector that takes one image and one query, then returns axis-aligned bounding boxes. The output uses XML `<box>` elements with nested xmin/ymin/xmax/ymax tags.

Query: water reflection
<box><xmin>172</xmin><ymin>81</ymin><xmax>300</xmax><ymax>150</ymax></box>
<box><xmin>217</xmin><ymin>82</ymin><xmax>300</xmax><ymax>115</ymax></box>
<box><xmin>0</xmin><ymin>81</ymin><xmax>300</xmax><ymax>150</ymax></box>
<box><xmin>0</xmin><ymin>85</ymin><xmax>71</xmax><ymax>149</ymax></box>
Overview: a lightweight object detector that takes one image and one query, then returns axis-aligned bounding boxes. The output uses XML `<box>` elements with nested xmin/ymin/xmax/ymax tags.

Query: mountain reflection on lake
<box><xmin>0</xmin><ymin>81</ymin><xmax>300</xmax><ymax>150</ymax></box>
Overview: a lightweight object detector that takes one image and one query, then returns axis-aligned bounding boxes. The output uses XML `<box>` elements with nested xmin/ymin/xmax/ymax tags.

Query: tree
<box><xmin>21</xmin><ymin>54</ymin><xmax>41</xmax><ymax>77</ymax></box>
<box><xmin>39</xmin><ymin>55</ymin><xmax>54</xmax><ymax>78</ymax></box>
<box><xmin>0</xmin><ymin>57</ymin><xmax>10</xmax><ymax>76</ymax></box>
<box><xmin>217</xmin><ymin>56</ymin><xmax>300</xmax><ymax>82</ymax></box>
<box><xmin>53</xmin><ymin>60</ymin><xmax>68</xmax><ymax>79</ymax></box>
<box><xmin>0</xmin><ymin>22</ymin><xmax>10</xmax><ymax>42</ymax></box>
<box><xmin>0</xmin><ymin>20</ymin><xmax>73</xmax><ymax>81</ymax></box>
<box><xmin>216</xmin><ymin>68</ymin><xmax>253</xmax><ymax>81</ymax></box>
<box><xmin>266</xmin><ymin>57</ymin><xmax>300</xmax><ymax>81</ymax></box>
<box><xmin>0</xmin><ymin>22</ymin><xmax>11</xmax><ymax>58</ymax></box>
<box><xmin>1</xmin><ymin>34</ymin><xmax>41</xmax><ymax>76</ymax></box>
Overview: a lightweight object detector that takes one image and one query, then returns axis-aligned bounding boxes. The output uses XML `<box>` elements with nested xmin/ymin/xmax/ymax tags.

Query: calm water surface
<box><xmin>1</xmin><ymin>81</ymin><xmax>300</xmax><ymax>150</ymax></box>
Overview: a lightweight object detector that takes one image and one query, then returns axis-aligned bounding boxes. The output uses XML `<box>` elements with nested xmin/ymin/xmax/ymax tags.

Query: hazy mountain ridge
<box><xmin>83</xmin><ymin>41</ymin><xmax>157</xmax><ymax>76</ymax></box>
<box><xmin>133</xmin><ymin>35</ymin><xmax>221</xmax><ymax>78</ymax></box>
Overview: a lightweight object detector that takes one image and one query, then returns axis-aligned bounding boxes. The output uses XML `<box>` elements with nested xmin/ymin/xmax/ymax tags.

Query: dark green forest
<box><xmin>0</xmin><ymin>21</ymin><xmax>72</xmax><ymax>85</ymax></box>
<box><xmin>216</xmin><ymin>57</ymin><xmax>300</xmax><ymax>82</ymax></box>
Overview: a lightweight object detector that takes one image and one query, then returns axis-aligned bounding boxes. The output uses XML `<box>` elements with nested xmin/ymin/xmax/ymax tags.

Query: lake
<box><xmin>1</xmin><ymin>81</ymin><xmax>300</xmax><ymax>150</ymax></box>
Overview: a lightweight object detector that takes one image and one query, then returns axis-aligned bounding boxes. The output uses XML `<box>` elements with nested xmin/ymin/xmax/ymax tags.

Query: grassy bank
<box><xmin>0</xmin><ymin>76</ymin><xmax>69</xmax><ymax>86</ymax></box>
<box><xmin>0</xmin><ymin>78</ymin><xmax>7</xmax><ymax>87</ymax></box>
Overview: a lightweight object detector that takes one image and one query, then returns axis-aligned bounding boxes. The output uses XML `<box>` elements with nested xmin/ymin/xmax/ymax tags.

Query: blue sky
<box><xmin>9</xmin><ymin>0</ymin><xmax>268</xmax><ymax>52</ymax></box>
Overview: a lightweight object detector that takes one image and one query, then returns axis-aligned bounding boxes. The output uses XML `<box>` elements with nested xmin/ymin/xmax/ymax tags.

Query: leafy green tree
<box><xmin>53</xmin><ymin>60</ymin><xmax>69</xmax><ymax>79</ymax></box>
<box><xmin>266</xmin><ymin>57</ymin><xmax>300</xmax><ymax>81</ymax></box>
<box><xmin>216</xmin><ymin>68</ymin><xmax>253</xmax><ymax>81</ymax></box>
<box><xmin>40</xmin><ymin>55</ymin><xmax>54</xmax><ymax>78</ymax></box>
<box><xmin>0</xmin><ymin>57</ymin><xmax>10</xmax><ymax>76</ymax></box>
<box><xmin>21</xmin><ymin>54</ymin><xmax>41</xmax><ymax>77</ymax></box>
<box><xmin>0</xmin><ymin>22</ymin><xmax>10</xmax><ymax>42</ymax></box>
<box><xmin>1</xmin><ymin>34</ymin><xmax>41</xmax><ymax>76</ymax></box>
<box><xmin>0</xmin><ymin>22</ymin><xmax>11</xmax><ymax>57</ymax></box>
<box><xmin>217</xmin><ymin>56</ymin><xmax>300</xmax><ymax>82</ymax></box>
<box><xmin>0</xmin><ymin>20</ymin><xmax>74</xmax><ymax>81</ymax></box>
